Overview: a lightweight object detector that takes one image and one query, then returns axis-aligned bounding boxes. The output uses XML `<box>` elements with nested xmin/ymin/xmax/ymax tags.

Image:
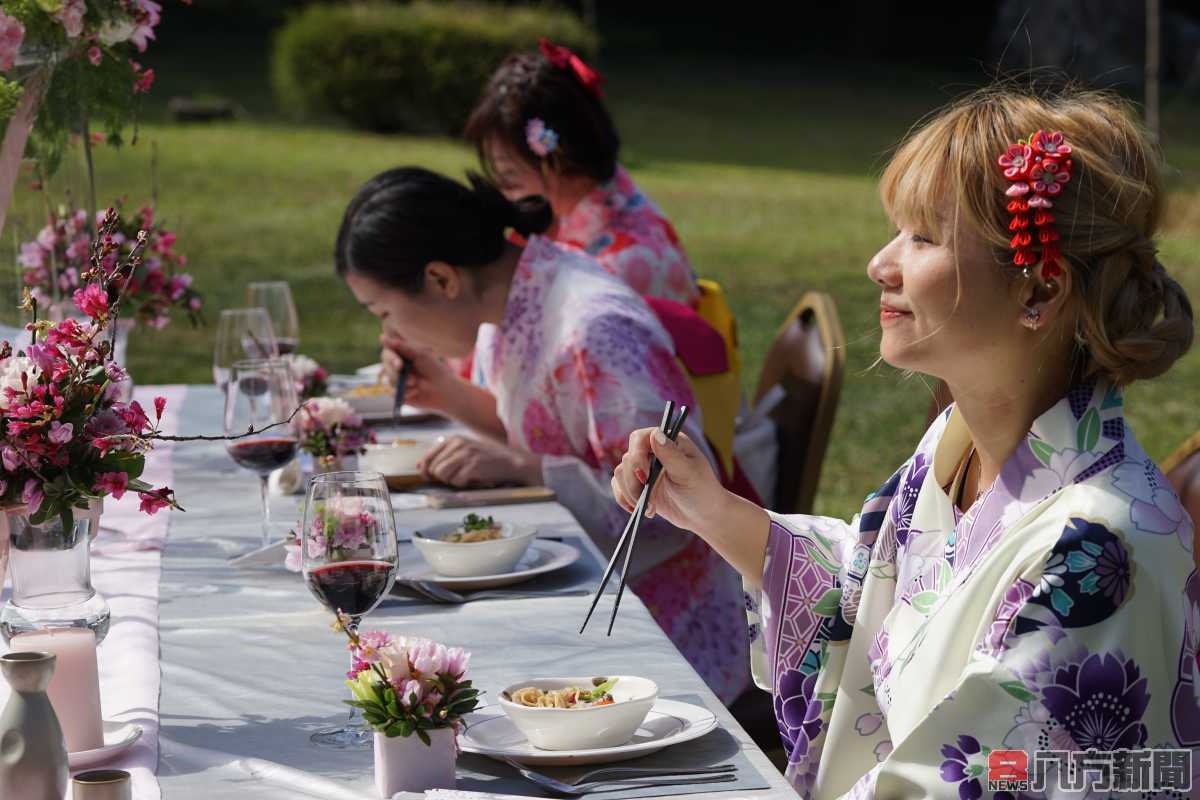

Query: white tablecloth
<box><xmin>13</xmin><ymin>385</ymin><xmax>797</xmax><ymax>799</ymax></box>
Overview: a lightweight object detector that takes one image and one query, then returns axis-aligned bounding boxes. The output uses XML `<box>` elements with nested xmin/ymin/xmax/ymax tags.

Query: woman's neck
<box><xmin>945</xmin><ymin>370</ymin><xmax>1072</xmax><ymax>494</ymax></box>
<box><xmin>549</xmin><ymin>172</ymin><xmax>601</xmax><ymax>219</ymax></box>
<box><xmin>478</xmin><ymin>242</ymin><xmax>523</xmax><ymax>326</ymax></box>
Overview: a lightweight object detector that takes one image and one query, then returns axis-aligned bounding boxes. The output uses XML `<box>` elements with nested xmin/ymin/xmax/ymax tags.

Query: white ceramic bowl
<box><xmin>361</xmin><ymin>439</ymin><xmax>431</xmax><ymax>476</ymax></box>
<box><xmin>412</xmin><ymin>522</ymin><xmax>537</xmax><ymax>578</ymax></box>
<box><xmin>497</xmin><ymin>676</ymin><xmax>658</xmax><ymax>751</ymax></box>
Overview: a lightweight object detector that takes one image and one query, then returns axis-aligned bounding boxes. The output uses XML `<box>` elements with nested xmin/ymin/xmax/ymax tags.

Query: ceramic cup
<box><xmin>72</xmin><ymin>769</ymin><xmax>132</xmax><ymax>800</ymax></box>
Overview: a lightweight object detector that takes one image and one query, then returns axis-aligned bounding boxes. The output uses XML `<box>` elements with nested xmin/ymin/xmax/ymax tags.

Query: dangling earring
<box><xmin>1022</xmin><ymin>306</ymin><xmax>1042</xmax><ymax>328</ymax></box>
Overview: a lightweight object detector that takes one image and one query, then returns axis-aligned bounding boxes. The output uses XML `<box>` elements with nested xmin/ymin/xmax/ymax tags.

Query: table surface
<box><xmin>152</xmin><ymin>386</ymin><xmax>795</xmax><ymax>799</ymax></box>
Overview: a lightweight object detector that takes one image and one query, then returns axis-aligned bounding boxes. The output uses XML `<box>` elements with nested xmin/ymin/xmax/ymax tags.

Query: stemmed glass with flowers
<box><xmin>224</xmin><ymin>359</ymin><xmax>299</xmax><ymax>548</ymax></box>
<box><xmin>301</xmin><ymin>470</ymin><xmax>398</xmax><ymax>748</ymax></box>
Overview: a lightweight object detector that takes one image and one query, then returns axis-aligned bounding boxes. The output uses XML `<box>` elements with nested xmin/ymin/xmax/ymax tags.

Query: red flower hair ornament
<box><xmin>539</xmin><ymin>38</ymin><xmax>605</xmax><ymax>97</ymax></box>
<box><xmin>997</xmin><ymin>130</ymin><xmax>1073</xmax><ymax>280</ymax></box>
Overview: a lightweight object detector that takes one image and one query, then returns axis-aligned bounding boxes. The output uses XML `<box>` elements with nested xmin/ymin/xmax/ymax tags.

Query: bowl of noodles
<box><xmin>412</xmin><ymin>515</ymin><xmax>537</xmax><ymax>577</ymax></box>
<box><xmin>497</xmin><ymin>676</ymin><xmax>658</xmax><ymax>750</ymax></box>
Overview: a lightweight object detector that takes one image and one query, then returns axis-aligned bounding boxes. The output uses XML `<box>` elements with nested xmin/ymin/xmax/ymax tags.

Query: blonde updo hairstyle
<box><xmin>880</xmin><ymin>85</ymin><xmax>1193</xmax><ymax>386</ymax></box>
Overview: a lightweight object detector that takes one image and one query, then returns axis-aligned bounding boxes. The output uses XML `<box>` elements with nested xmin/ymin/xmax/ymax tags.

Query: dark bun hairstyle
<box><xmin>464</xmin><ymin>50</ymin><xmax>619</xmax><ymax>183</ymax></box>
<box><xmin>335</xmin><ymin>167</ymin><xmax>552</xmax><ymax>293</ymax></box>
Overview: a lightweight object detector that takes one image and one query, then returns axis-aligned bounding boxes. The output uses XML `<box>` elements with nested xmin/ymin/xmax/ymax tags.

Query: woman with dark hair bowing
<box><xmin>464</xmin><ymin>39</ymin><xmax>699</xmax><ymax>307</ymax></box>
<box><xmin>335</xmin><ymin>167</ymin><xmax>751</xmax><ymax>703</ymax></box>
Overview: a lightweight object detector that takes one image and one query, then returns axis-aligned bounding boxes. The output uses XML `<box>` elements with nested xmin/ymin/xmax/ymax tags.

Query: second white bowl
<box><xmin>412</xmin><ymin>521</ymin><xmax>537</xmax><ymax>577</ymax></box>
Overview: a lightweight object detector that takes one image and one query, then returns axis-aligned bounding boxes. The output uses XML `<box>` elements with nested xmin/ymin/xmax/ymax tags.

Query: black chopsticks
<box><xmin>579</xmin><ymin>400</ymin><xmax>690</xmax><ymax>637</ymax></box>
<box><xmin>392</xmin><ymin>358</ymin><xmax>413</xmax><ymax>422</ymax></box>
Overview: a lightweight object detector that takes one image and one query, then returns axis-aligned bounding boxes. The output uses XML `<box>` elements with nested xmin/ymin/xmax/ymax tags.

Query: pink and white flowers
<box><xmin>294</xmin><ymin>397</ymin><xmax>373</xmax><ymax>461</ymax></box>
<box><xmin>338</xmin><ymin>618</ymin><xmax>480</xmax><ymax>742</ymax></box>
<box><xmin>1</xmin><ymin>209</ymin><xmax>177</xmax><ymax>524</ymax></box>
<box><xmin>19</xmin><ymin>203</ymin><xmax>202</xmax><ymax>329</ymax></box>
<box><xmin>291</xmin><ymin>355</ymin><xmax>329</xmax><ymax>400</ymax></box>
<box><xmin>0</xmin><ymin>11</ymin><xmax>24</xmax><ymax>72</ymax></box>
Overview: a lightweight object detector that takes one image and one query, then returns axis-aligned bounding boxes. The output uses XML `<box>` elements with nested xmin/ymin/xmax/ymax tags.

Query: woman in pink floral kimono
<box><xmin>613</xmin><ymin>88</ymin><xmax>1198</xmax><ymax>797</ymax></box>
<box><xmin>464</xmin><ymin>39</ymin><xmax>698</xmax><ymax>307</ymax></box>
<box><xmin>335</xmin><ymin>166</ymin><xmax>750</xmax><ymax>703</ymax></box>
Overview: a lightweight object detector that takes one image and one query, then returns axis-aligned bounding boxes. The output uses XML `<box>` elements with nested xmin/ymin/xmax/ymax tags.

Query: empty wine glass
<box><xmin>213</xmin><ymin>308</ymin><xmax>278</xmax><ymax>392</ymax></box>
<box><xmin>224</xmin><ymin>359</ymin><xmax>299</xmax><ymax>548</ymax></box>
<box><xmin>302</xmin><ymin>470</ymin><xmax>398</xmax><ymax>748</ymax></box>
<box><xmin>246</xmin><ymin>281</ymin><xmax>300</xmax><ymax>356</ymax></box>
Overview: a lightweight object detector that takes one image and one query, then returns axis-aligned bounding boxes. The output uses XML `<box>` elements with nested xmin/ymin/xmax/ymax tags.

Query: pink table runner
<box><xmin>0</xmin><ymin>384</ymin><xmax>185</xmax><ymax>800</ymax></box>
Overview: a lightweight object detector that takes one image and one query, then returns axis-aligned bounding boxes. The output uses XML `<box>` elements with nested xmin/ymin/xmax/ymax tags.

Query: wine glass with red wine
<box><xmin>301</xmin><ymin>470</ymin><xmax>398</xmax><ymax>748</ymax></box>
<box><xmin>246</xmin><ymin>281</ymin><xmax>300</xmax><ymax>357</ymax></box>
<box><xmin>225</xmin><ymin>359</ymin><xmax>299</xmax><ymax>548</ymax></box>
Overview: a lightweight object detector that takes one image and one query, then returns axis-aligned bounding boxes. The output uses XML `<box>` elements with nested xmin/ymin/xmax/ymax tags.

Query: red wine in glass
<box><xmin>228</xmin><ymin>437</ymin><xmax>298</xmax><ymax>475</ymax></box>
<box><xmin>275</xmin><ymin>338</ymin><xmax>299</xmax><ymax>356</ymax></box>
<box><xmin>305</xmin><ymin>561</ymin><xmax>395</xmax><ymax>618</ymax></box>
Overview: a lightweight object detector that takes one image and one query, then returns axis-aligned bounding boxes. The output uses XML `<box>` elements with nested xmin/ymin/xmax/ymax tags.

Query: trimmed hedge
<box><xmin>271</xmin><ymin>2</ymin><xmax>598</xmax><ymax>134</ymax></box>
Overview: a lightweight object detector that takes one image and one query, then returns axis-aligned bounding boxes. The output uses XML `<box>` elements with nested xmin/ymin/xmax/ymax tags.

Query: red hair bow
<box><xmin>539</xmin><ymin>38</ymin><xmax>605</xmax><ymax>98</ymax></box>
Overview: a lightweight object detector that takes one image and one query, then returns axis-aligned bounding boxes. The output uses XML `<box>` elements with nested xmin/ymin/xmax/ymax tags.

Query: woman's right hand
<box><xmin>379</xmin><ymin>332</ymin><xmax>460</xmax><ymax>415</ymax></box>
<box><xmin>611</xmin><ymin>428</ymin><xmax>725</xmax><ymax>534</ymax></box>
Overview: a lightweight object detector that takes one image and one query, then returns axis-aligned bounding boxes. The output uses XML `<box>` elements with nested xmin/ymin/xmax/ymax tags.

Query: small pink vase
<box><xmin>373</xmin><ymin>728</ymin><xmax>456</xmax><ymax>797</ymax></box>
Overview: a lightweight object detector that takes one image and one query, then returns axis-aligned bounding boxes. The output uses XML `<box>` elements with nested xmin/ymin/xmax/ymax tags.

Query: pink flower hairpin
<box><xmin>997</xmin><ymin>129</ymin><xmax>1073</xmax><ymax>279</ymax></box>
<box><xmin>525</xmin><ymin>117</ymin><xmax>559</xmax><ymax>158</ymax></box>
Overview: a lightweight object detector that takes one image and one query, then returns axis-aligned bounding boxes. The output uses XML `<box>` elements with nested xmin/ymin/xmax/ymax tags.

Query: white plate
<box><xmin>69</xmin><ymin>720</ymin><xmax>143</xmax><ymax>769</ymax></box>
<box><xmin>460</xmin><ymin>698</ymin><xmax>718</xmax><ymax>766</ymax></box>
<box><xmin>396</xmin><ymin>539</ymin><xmax>578</xmax><ymax>590</ymax></box>
<box><xmin>360</xmin><ymin>405</ymin><xmax>442</xmax><ymax>424</ymax></box>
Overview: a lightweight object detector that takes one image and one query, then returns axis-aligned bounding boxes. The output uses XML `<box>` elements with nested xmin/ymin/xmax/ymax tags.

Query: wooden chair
<box><xmin>754</xmin><ymin>292</ymin><xmax>847</xmax><ymax>515</ymax></box>
<box><xmin>727</xmin><ymin>292</ymin><xmax>846</xmax><ymax>769</ymax></box>
<box><xmin>1163</xmin><ymin>431</ymin><xmax>1200</xmax><ymax>570</ymax></box>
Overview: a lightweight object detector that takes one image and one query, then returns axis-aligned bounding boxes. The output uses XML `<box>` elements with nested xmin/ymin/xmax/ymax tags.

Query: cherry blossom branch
<box><xmin>146</xmin><ymin>402</ymin><xmax>305</xmax><ymax>443</ymax></box>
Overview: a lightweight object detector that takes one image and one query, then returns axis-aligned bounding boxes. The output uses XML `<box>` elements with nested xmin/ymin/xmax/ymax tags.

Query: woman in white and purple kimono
<box><xmin>613</xmin><ymin>87</ymin><xmax>1198</xmax><ymax>798</ymax></box>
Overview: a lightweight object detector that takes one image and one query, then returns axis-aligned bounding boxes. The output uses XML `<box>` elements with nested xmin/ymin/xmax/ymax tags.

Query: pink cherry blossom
<box><xmin>17</xmin><ymin>242</ymin><xmax>44</xmax><ymax>269</ymax></box>
<box><xmin>58</xmin><ymin>0</ymin><xmax>87</xmax><ymax>38</ymax></box>
<box><xmin>355</xmin><ymin>631</ymin><xmax>393</xmax><ymax>664</ymax></box>
<box><xmin>22</xmin><ymin>479</ymin><xmax>44</xmax><ymax>515</ymax></box>
<box><xmin>154</xmin><ymin>395</ymin><xmax>166</xmax><ymax>421</ymax></box>
<box><xmin>130</xmin><ymin>0</ymin><xmax>162</xmax><ymax>52</ymax></box>
<box><xmin>137</xmin><ymin>487</ymin><xmax>173</xmax><ymax>515</ymax></box>
<box><xmin>105</xmin><ymin>362</ymin><xmax>129</xmax><ymax>383</ymax></box>
<box><xmin>0</xmin><ymin>11</ymin><xmax>24</xmax><ymax>72</ymax></box>
<box><xmin>93</xmin><ymin>472</ymin><xmax>129</xmax><ymax>500</ymax></box>
<box><xmin>87</xmin><ymin>46</ymin><xmax>103</xmax><ymax>66</ymax></box>
<box><xmin>167</xmin><ymin>274</ymin><xmax>192</xmax><ymax>300</ymax></box>
<box><xmin>132</xmin><ymin>65</ymin><xmax>155</xmax><ymax>94</ymax></box>
<box><xmin>48</xmin><ymin>421</ymin><xmax>74</xmax><ymax>444</ymax></box>
<box><xmin>73</xmin><ymin>284</ymin><xmax>110</xmax><ymax>319</ymax></box>
<box><xmin>444</xmin><ymin>646</ymin><xmax>470</xmax><ymax>679</ymax></box>
<box><xmin>410</xmin><ymin>639</ymin><xmax>449</xmax><ymax>677</ymax></box>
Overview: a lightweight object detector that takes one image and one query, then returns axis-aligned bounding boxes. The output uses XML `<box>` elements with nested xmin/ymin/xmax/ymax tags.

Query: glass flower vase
<box><xmin>0</xmin><ymin>508</ymin><xmax>110</xmax><ymax>644</ymax></box>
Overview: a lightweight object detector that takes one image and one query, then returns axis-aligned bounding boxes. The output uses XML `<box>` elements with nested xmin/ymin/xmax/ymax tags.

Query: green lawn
<box><xmin>5</xmin><ymin>43</ymin><xmax>1198</xmax><ymax>518</ymax></box>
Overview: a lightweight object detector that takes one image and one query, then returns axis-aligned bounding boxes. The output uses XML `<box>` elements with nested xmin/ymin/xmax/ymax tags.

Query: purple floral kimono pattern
<box><xmin>477</xmin><ymin>235</ymin><xmax>750</xmax><ymax>703</ymax></box>
<box><xmin>748</xmin><ymin>380</ymin><xmax>1199</xmax><ymax>798</ymax></box>
<box><xmin>555</xmin><ymin>165</ymin><xmax>700</xmax><ymax>307</ymax></box>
